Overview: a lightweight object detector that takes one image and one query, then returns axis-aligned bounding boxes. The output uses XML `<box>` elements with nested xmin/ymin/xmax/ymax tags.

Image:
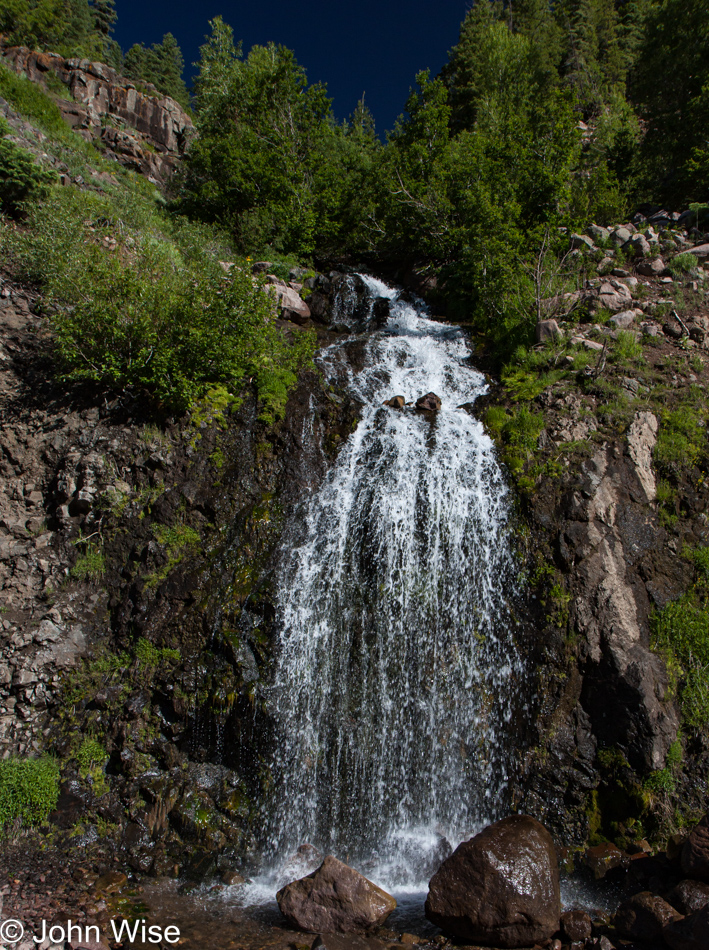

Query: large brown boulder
<box><xmin>664</xmin><ymin>905</ymin><xmax>709</xmax><ymax>950</ymax></box>
<box><xmin>276</xmin><ymin>855</ymin><xmax>396</xmax><ymax>933</ymax></box>
<box><xmin>613</xmin><ymin>891</ymin><xmax>681</xmax><ymax>942</ymax></box>
<box><xmin>682</xmin><ymin>814</ymin><xmax>709</xmax><ymax>882</ymax></box>
<box><xmin>424</xmin><ymin>815</ymin><xmax>560</xmax><ymax>948</ymax></box>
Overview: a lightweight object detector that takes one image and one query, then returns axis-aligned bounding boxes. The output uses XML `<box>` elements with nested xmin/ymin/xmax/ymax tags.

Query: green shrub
<box><xmin>0</xmin><ymin>65</ymin><xmax>67</xmax><ymax>136</ymax></box>
<box><xmin>134</xmin><ymin>637</ymin><xmax>181</xmax><ymax>669</ymax></box>
<box><xmin>693</xmin><ymin>546</ymin><xmax>709</xmax><ymax>585</ymax></box>
<box><xmin>669</xmin><ymin>252</ymin><xmax>700</xmax><ymax>275</ymax></box>
<box><xmin>614</xmin><ymin>330</ymin><xmax>644</xmax><ymax>362</ymax></box>
<box><xmin>1</xmin><ymin>188</ymin><xmax>315</xmax><ymax>414</ymax></box>
<box><xmin>70</xmin><ymin>542</ymin><xmax>105</xmax><ymax>582</ymax></box>
<box><xmin>0</xmin><ymin>121</ymin><xmax>55</xmax><ymax>216</ymax></box>
<box><xmin>76</xmin><ymin>736</ymin><xmax>107</xmax><ymax>773</ymax></box>
<box><xmin>655</xmin><ymin>406</ymin><xmax>707</xmax><ymax>470</ymax></box>
<box><xmin>652</xmin><ymin>595</ymin><xmax>709</xmax><ymax>728</ymax></box>
<box><xmin>0</xmin><ymin>756</ymin><xmax>60</xmax><ymax>831</ymax></box>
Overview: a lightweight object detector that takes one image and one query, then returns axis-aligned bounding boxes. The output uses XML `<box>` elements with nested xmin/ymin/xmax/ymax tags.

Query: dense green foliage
<box><xmin>0</xmin><ymin>62</ymin><xmax>68</xmax><ymax>136</ymax></box>
<box><xmin>0</xmin><ymin>0</ymin><xmax>120</xmax><ymax>65</ymax></box>
<box><xmin>652</xmin><ymin>547</ymin><xmax>709</xmax><ymax>729</ymax></box>
<box><xmin>175</xmin><ymin>17</ymin><xmax>378</xmax><ymax>256</ymax></box>
<box><xmin>1</xmin><ymin>0</ymin><xmax>707</xmax><ymax>399</ymax></box>
<box><xmin>123</xmin><ymin>32</ymin><xmax>190</xmax><ymax>108</ymax></box>
<box><xmin>1</xmin><ymin>185</ymin><xmax>314</xmax><ymax>413</ymax></box>
<box><xmin>0</xmin><ymin>756</ymin><xmax>60</xmax><ymax>831</ymax></box>
<box><xmin>0</xmin><ymin>116</ymin><xmax>54</xmax><ymax>214</ymax></box>
<box><xmin>173</xmin><ymin>1</ymin><xmax>707</xmax><ymax>362</ymax></box>
<box><xmin>631</xmin><ymin>0</ymin><xmax>709</xmax><ymax>204</ymax></box>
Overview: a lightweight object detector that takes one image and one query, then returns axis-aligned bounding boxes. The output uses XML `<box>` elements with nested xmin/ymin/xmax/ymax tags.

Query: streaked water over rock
<box><xmin>260</xmin><ymin>276</ymin><xmax>523</xmax><ymax>890</ymax></box>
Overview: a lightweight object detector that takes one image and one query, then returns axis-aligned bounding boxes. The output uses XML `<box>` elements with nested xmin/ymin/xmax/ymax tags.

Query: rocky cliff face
<box><xmin>0</xmin><ymin>261</ymin><xmax>365</xmax><ymax>875</ymax></box>
<box><xmin>0</xmin><ymin>43</ymin><xmax>193</xmax><ymax>183</ymax></box>
<box><xmin>485</xmin><ymin>214</ymin><xmax>709</xmax><ymax>845</ymax></box>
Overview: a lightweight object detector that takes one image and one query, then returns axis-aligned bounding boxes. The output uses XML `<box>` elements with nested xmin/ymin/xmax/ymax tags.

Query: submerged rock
<box><xmin>424</xmin><ymin>814</ymin><xmax>560</xmax><ymax>948</ymax></box>
<box><xmin>276</xmin><ymin>855</ymin><xmax>397</xmax><ymax>933</ymax></box>
<box><xmin>415</xmin><ymin>392</ymin><xmax>442</xmax><ymax>411</ymax></box>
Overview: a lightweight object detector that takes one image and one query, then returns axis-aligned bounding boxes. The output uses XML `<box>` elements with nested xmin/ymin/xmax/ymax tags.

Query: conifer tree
<box><xmin>123</xmin><ymin>33</ymin><xmax>190</xmax><ymax>108</ymax></box>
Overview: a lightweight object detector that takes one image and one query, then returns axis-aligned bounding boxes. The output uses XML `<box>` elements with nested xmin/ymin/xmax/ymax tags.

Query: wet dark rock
<box><xmin>682</xmin><ymin>814</ymin><xmax>709</xmax><ymax>882</ymax></box>
<box><xmin>94</xmin><ymin>871</ymin><xmax>128</xmax><ymax>894</ymax></box>
<box><xmin>124</xmin><ymin>688</ymin><xmax>151</xmax><ymax>718</ymax></box>
<box><xmin>584</xmin><ymin>842</ymin><xmax>628</xmax><ymax>880</ymax></box>
<box><xmin>424</xmin><ymin>815</ymin><xmax>560</xmax><ymax>948</ymax></box>
<box><xmin>613</xmin><ymin>891</ymin><xmax>681</xmax><ymax>942</ymax></box>
<box><xmin>93</xmin><ymin>685</ymin><xmax>123</xmax><ymax>708</ymax></box>
<box><xmin>415</xmin><ymin>392</ymin><xmax>442</xmax><ymax>412</ymax></box>
<box><xmin>663</xmin><ymin>904</ymin><xmax>709</xmax><ymax>950</ymax></box>
<box><xmin>309</xmin><ymin>291</ymin><xmax>332</xmax><ymax>323</ymax></box>
<box><xmin>667</xmin><ymin>879</ymin><xmax>709</xmax><ymax>915</ymax></box>
<box><xmin>277</xmin><ymin>855</ymin><xmax>397</xmax><ymax>933</ymax></box>
<box><xmin>372</xmin><ymin>297</ymin><xmax>391</xmax><ymax>326</ymax></box>
<box><xmin>183</xmin><ymin>850</ymin><xmax>218</xmax><ymax>883</ymax></box>
<box><xmin>668</xmin><ymin>833</ymin><xmax>689</xmax><ymax>864</ymax></box>
<box><xmin>560</xmin><ymin>909</ymin><xmax>593</xmax><ymax>942</ymax></box>
<box><xmin>50</xmin><ymin>783</ymin><xmax>91</xmax><ymax>829</ymax></box>
<box><xmin>384</xmin><ymin>396</ymin><xmax>406</xmax><ymax>409</ymax></box>
<box><xmin>221</xmin><ymin>869</ymin><xmax>245</xmax><ymax>885</ymax></box>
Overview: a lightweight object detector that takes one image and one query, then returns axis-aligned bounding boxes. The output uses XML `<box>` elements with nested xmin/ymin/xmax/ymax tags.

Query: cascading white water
<box><xmin>259</xmin><ymin>276</ymin><xmax>522</xmax><ymax>892</ymax></box>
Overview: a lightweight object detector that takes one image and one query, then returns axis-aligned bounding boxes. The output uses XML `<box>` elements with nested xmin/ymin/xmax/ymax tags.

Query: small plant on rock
<box><xmin>0</xmin><ymin>756</ymin><xmax>60</xmax><ymax>832</ymax></box>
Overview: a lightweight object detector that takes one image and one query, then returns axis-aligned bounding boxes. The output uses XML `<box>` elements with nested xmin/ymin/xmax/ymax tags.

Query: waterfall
<box><xmin>260</xmin><ymin>276</ymin><xmax>522</xmax><ymax>890</ymax></box>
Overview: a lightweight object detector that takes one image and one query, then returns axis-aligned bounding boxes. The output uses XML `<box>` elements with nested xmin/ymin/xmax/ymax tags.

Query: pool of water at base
<box><xmin>122</xmin><ymin>872</ymin><xmax>624</xmax><ymax>950</ymax></box>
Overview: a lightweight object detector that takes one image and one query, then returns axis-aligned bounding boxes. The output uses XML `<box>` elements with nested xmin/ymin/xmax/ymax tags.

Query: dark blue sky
<box><xmin>113</xmin><ymin>1</ymin><xmax>470</xmax><ymax>133</ymax></box>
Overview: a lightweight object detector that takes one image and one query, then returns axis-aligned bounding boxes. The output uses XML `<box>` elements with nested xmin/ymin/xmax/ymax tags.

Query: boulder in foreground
<box><xmin>424</xmin><ymin>814</ymin><xmax>560</xmax><ymax>948</ymax></box>
<box><xmin>664</xmin><ymin>904</ymin><xmax>709</xmax><ymax>950</ymax></box>
<box><xmin>276</xmin><ymin>855</ymin><xmax>397</xmax><ymax>933</ymax></box>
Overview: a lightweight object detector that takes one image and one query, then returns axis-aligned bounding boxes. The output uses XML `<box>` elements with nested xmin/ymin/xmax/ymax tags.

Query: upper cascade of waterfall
<box><xmin>255</xmin><ymin>275</ymin><xmax>523</xmax><ymax>894</ymax></box>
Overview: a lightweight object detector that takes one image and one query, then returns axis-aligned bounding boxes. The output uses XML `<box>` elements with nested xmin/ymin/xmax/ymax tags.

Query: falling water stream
<box><xmin>245</xmin><ymin>275</ymin><xmax>523</xmax><ymax>904</ymax></box>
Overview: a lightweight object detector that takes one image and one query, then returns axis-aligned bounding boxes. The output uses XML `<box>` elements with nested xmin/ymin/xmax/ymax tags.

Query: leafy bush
<box><xmin>0</xmin><ymin>756</ymin><xmax>60</xmax><ymax>831</ymax></box>
<box><xmin>485</xmin><ymin>403</ymin><xmax>544</xmax><ymax>479</ymax></box>
<box><xmin>1</xmin><ymin>187</ymin><xmax>315</xmax><ymax>414</ymax></box>
<box><xmin>0</xmin><ymin>65</ymin><xmax>67</xmax><ymax>136</ymax></box>
<box><xmin>0</xmin><ymin>123</ymin><xmax>55</xmax><ymax>216</ymax></box>
<box><xmin>655</xmin><ymin>406</ymin><xmax>707</xmax><ymax>470</ymax></box>
<box><xmin>76</xmin><ymin>736</ymin><xmax>107</xmax><ymax>773</ymax></box>
<box><xmin>614</xmin><ymin>330</ymin><xmax>644</xmax><ymax>363</ymax></box>
<box><xmin>652</xmin><ymin>595</ymin><xmax>709</xmax><ymax>728</ymax></box>
<box><xmin>135</xmin><ymin>637</ymin><xmax>181</xmax><ymax>669</ymax></box>
<box><xmin>669</xmin><ymin>252</ymin><xmax>700</xmax><ymax>275</ymax></box>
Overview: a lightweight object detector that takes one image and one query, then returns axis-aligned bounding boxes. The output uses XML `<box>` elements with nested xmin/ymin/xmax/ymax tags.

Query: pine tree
<box><xmin>123</xmin><ymin>33</ymin><xmax>190</xmax><ymax>108</ymax></box>
<box><xmin>90</xmin><ymin>0</ymin><xmax>116</xmax><ymax>38</ymax></box>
